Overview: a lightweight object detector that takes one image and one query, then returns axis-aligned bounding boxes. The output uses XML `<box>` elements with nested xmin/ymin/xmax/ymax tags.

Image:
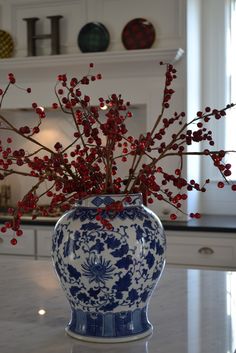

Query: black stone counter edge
<box><xmin>0</xmin><ymin>214</ymin><xmax>236</xmax><ymax>233</ymax></box>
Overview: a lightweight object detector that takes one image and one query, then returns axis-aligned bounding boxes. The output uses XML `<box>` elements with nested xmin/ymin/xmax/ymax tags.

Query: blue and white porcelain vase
<box><xmin>52</xmin><ymin>193</ymin><xmax>166</xmax><ymax>342</ymax></box>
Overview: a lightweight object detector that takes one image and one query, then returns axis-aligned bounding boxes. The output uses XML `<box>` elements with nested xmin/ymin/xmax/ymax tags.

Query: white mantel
<box><xmin>0</xmin><ymin>48</ymin><xmax>184</xmax><ymax>81</ymax></box>
<box><xmin>0</xmin><ymin>48</ymin><xmax>184</xmax><ymax>74</ymax></box>
<box><xmin>0</xmin><ymin>0</ymin><xmax>186</xmax><ymax>104</ymax></box>
<box><xmin>0</xmin><ymin>0</ymin><xmax>186</xmax><ymax>106</ymax></box>
<box><xmin>0</xmin><ymin>48</ymin><xmax>184</xmax><ymax>109</ymax></box>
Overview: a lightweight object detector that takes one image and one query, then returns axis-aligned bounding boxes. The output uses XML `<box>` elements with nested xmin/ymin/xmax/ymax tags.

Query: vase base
<box><xmin>65</xmin><ymin>326</ymin><xmax>153</xmax><ymax>343</ymax></box>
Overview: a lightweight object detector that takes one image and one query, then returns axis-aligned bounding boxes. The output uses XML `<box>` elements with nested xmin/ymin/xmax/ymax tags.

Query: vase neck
<box><xmin>77</xmin><ymin>194</ymin><xmax>143</xmax><ymax>208</ymax></box>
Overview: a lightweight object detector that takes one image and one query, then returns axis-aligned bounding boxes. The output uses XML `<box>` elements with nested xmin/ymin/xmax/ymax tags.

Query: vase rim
<box><xmin>75</xmin><ymin>193</ymin><xmax>143</xmax><ymax>208</ymax></box>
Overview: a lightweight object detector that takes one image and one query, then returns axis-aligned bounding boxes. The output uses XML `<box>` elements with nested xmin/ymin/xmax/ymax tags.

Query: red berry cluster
<box><xmin>0</xmin><ymin>62</ymin><xmax>235</xmax><ymax>245</ymax></box>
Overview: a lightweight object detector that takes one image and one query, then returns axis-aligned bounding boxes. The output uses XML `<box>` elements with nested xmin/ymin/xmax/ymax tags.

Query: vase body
<box><xmin>52</xmin><ymin>193</ymin><xmax>166</xmax><ymax>342</ymax></box>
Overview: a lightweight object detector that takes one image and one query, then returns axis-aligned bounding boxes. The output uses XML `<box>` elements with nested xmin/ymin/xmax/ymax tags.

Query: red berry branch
<box><xmin>0</xmin><ymin>62</ymin><xmax>235</xmax><ymax>245</ymax></box>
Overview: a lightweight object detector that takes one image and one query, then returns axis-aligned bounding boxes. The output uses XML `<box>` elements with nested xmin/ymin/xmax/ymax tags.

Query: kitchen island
<box><xmin>0</xmin><ymin>257</ymin><xmax>235</xmax><ymax>353</ymax></box>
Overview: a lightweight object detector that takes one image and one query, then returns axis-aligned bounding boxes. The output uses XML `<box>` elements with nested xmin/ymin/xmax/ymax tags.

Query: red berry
<box><xmin>10</xmin><ymin>238</ymin><xmax>17</xmax><ymax>245</ymax></box>
<box><xmin>175</xmin><ymin>168</ymin><xmax>181</xmax><ymax>176</ymax></box>
<box><xmin>127</xmin><ymin>111</ymin><xmax>133</xmax><ymax>118</ymax></box>
<box><xmin>9</xmin><ymin>74</ymin><xmax>16</xmax><ymax>84</ymax></box>
<box><xmin>170</xmin><ymin>213</ymin><xmax>177</xmax><ymax>220</ymax></box>
<box><xmin>224</xmin><ymin>170</ymin><xmax>231</xmax><ymax>177</ymax></box>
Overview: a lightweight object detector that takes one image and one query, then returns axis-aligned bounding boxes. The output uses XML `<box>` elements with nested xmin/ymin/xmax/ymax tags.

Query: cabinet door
<box><xmin>36</xmin><ymin>228</ymin><xmax>53</xmax><ymax>257</ymax></box>
<box><xmin>166</xmin><ymin>230</ymin><xmax>236</xmax><ymax>269</ymax></box>
<box><xmin>0</xmin><ymin>228</ymin><xmax>35</xmax><ymax>256</ymax></box>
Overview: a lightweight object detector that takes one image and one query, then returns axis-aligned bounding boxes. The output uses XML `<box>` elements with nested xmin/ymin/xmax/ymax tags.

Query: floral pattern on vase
<box><xmin>52</xmin><ymin>193</ymin><xmax>166</xmax><ymax>342</ymax></box>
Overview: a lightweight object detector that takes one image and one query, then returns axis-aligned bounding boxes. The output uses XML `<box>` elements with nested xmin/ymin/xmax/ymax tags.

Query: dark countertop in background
<box><xmin>0</xmin><ymin>213</ymin><xmax>235</xmax><ymax>233</ymax></box>
<box><xmin>162</xmin><ymin>214</ymin><xmax>236</xmax><ymax>233</ymax></box>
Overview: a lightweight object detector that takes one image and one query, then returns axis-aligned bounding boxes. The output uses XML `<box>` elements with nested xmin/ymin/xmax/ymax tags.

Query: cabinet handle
<box><xmin>198</xmin><ymin>246</ymin><xmax>214</xmax><ymax>255</ymax></box>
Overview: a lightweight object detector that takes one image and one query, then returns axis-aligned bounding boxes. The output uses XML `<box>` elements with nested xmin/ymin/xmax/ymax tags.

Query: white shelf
<box><xmin>0</xmin><ymin>48</ymin><xmax>184</xmax><ymax>68</ymax></box>
<box><xmin>0</xmin><ymin>48</ymin><xmax>184</xmax><ymax>79</ymax></box>
<box><xmin>0</xmin><ymin>48</ymin><xmax>184</xmax><ymax>108</ymax></box>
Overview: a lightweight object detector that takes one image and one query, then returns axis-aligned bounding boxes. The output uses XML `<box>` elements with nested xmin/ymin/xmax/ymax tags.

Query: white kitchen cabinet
<box><xmin>0</xmin><ymin>226</ymin><xmax>35</xmax><ymax>256</ymax></box>
<box><xmin>1</xmin><ymin>222</ymin><xmax>236</xmax><ymax>270</ymax></box>
<box><xmin>36</xmin><ymin>227</ymin><xmax>53</xmax><ymax>257</ymax></box>
<box><xmin>0</xmin><ymin>224</ymin><xmax>54</xmax><ymax>258</ymax></box>
<box><xmin>166</xmin><ymin>230</ymin><xmax>236</xmax><ymax>270</ymax></box>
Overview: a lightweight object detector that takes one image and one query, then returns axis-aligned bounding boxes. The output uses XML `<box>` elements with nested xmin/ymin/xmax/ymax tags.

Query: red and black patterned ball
<box><xmin>122</xmin><ymin>18</ymin><xmax>155</xmax><ymax>50</ymax></box>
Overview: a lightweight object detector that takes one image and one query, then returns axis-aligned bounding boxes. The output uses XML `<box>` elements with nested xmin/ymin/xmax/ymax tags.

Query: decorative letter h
<box><xmin>23</xmin><ymin>16</ymin><xmax>63</xmax><ymax>56</ymax></box>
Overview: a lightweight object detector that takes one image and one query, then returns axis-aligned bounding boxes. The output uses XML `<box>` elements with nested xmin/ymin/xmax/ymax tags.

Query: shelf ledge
<box><xmin>0</xmin><ymin>48</ymin><xmax>184</xmax><ymax>79</ymax></box>
<box><xmin>0</xmin><ymin>48</ymin><xmax>183</xmax><ymax>68</ymax></box>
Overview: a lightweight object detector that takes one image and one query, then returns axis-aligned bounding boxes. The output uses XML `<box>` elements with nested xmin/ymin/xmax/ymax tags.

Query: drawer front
<box><xmin>0</xmin><ymin>228</ymin><xmax>35</xmax><ymax>255</ymax></box>
<box><xmin>166</xmin><ymin>233</ymin><xmax>236</xmax><ymax>268</ymax></box>
<box><xmin>37</xmin><ymin>229</ymin><xmax>53</xmax><ymax>257</ymax></box>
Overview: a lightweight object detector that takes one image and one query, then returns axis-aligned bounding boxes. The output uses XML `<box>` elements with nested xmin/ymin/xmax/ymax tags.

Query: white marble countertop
<box><xmin>0</xmin><ymin>257</ymin><xmax>235</xmax><ymax>353</ymax></box>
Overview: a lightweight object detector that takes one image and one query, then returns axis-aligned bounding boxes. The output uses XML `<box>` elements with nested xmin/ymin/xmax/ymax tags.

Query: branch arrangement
<box><xmin>0</xmin><ymin>63</ymin><xmax>235</xmax><ymax>245</ymax></box>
